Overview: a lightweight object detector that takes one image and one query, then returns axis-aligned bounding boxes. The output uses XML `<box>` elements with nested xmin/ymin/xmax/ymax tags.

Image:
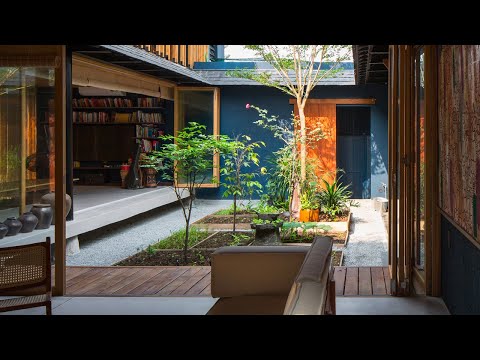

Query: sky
<box><xmin>224</xmin><ymin>45</ymin><xmax>353</xmax><ymax>61</ymax></box>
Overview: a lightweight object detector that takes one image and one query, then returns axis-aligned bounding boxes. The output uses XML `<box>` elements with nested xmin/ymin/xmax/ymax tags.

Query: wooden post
<box><xmin>53</xmin><ymin>45</ymin><xmax>67</xmax><ymax>296</ymax></box>
<box><xmin>20</xmin><ymin>68</ymin><xmax>27</xmax><ymax>215</ymax></box>
<box><xmin>425</xmin><ymin>45</ymin><xmax>441</xmax><ymax>296</ymax></box>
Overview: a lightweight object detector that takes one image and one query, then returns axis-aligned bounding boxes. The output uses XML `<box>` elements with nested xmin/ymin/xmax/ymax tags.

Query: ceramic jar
<box><xmin>19</xmin><ymin>212</ymin><xmax>39</xmax><ymax>233</ymax></box>
<box><xmin>0</xmin><ymin>223</ymin><xmax>8</xmax><ymax>239</ymax></box>
<box><xmin>40</xmin><ymin>191</ymin><xmax>72</xmax><ymax>225</ymax></box>
<box><xmin>31</xmin><ymin>204</ymin><xmax>53</xmax><ymax>229</ymax></box>
<box><xmin>4</xmin><ymin>217</ymin><xmax>23</xmax><ymax>236</ymax></box>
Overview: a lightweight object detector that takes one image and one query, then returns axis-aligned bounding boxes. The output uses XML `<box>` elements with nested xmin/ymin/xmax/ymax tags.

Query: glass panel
<box><xmin>176</xmin><ymin>89</ymin><xmax>215</xmax><ymax>184</ymax></box>
<box><xmin>414</xmin><ymin>48</ymin><xmax>425</xmax><ymax>269</ymax></box>
<box><xmin>0</xmin><ymin>66</ymin><xmax>55</xmax><ymax>218</ymax></box>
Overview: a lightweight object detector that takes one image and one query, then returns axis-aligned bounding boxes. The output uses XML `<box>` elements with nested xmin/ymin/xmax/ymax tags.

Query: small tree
<box><xmin>230</xmin><ymin>45</ymin><xmax>350</xmax><ymax>181</ymax></box>
<box><xmin>220</xmin><ymin>135</ymin><xmax>265</xmax><ymax>234</ymax></box>
<box><xmin>248</xmin><ymin>104</ymin><xmax>323</xmax><ymax>220</ymax></box>
<box><xmin>154</xmin><ymin>122</ymin><xmax>230</xmax><ymax>263</ymax></box>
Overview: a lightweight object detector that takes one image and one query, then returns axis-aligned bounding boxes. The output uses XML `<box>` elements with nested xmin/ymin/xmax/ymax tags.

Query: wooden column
<box><xmin>53</xmin><ymin>45</ymin><xmax>67</xmax><ymax>296</ymax></box>
<box><xmin>20</xmin><ymin>69</ymin><xmax>27</xmax><ymax>214</ymax></box>
<box><xmin>425</xmin><ymin>45</ymin><xmax>441</xmax><ymax>296</ymax></box>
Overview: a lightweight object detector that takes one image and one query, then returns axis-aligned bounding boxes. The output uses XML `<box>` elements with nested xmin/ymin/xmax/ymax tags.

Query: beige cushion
<box><xmin>207</xmin><ymin>295</ymin><xmax>288</xmax><ymax>315</ymax></box>
<box><xmin>283</xmin><ymin>237</ymin><xmax>333</xmax><ymax>315</ymax></box>
<box><xmin>210</xmin><ymin>246</ymin><xmax>308</xmax><ymax>298</ymax></box>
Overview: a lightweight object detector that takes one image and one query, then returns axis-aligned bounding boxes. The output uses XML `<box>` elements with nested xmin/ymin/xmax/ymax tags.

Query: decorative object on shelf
<box><xmin>143</xmin><ymin>168</ymin><xmax>158</xmax><ymax>188</ymax></box>
<box><xmin>120</xmin><ymin>164</ymin><xmax>130</xmax><ymax>188</ymax></box>
<box><xmin>4</xmin><ymin>217</ymin><xmax>23</xmax><ymax>236</ymax></box>
<box><xmin>31</xmin><ymin>204</ymin><xmax>53</xmax><ymax>229</ymax></box>
<box><xmin>40</xmin><ymin>191</ymin><xmax>72</xmax><ymax>225</ymax></box>
<box><xmin>0</xmin><ymin>223</ymin><xmax>8</xmax><ymax>239</ymax></box>
<box><xmin>19</xmin><ymin>212</ymin><xmax>39</xmax><ymax>233</ymax></box>
<box><xmin>125</xmin><ymin>144</ymin><xmax>142</xmax><ymax>189</ymax></box>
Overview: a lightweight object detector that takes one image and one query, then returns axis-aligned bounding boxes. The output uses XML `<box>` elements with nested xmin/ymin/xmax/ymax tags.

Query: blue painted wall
<box><xmin>441</xmin><ymin>215</ymin><xmax>480</xmax><ymax>314</ymax></box>
<box><xmin>197</xmin><ymin>84</ymin><xmax>388</xmax><ymax>199</ymax></box>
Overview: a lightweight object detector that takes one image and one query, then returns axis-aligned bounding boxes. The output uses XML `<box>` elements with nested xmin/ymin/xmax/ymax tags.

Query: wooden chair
<box><xmin>0</xmin><ymin>237</ymin><xmax>52</xmax><ymax>315</ymax></box>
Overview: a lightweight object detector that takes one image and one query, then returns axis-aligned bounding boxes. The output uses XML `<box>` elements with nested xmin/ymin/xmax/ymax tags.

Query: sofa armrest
<box><xmin>210</xmin><ymin>246</ymin><xmax>309</xmax><ymax>298</ymax></box>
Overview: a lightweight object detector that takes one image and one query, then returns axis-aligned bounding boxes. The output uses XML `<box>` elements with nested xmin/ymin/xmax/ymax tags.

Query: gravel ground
<box><xmin>66</xmin><ymin>199</ymin><xmax>233</xmax><ymax>266</ymax></box>
<box><xmin>343</xmin><ymin>199</ymin><xmax>388</xmax><ymax>266</ymax></box>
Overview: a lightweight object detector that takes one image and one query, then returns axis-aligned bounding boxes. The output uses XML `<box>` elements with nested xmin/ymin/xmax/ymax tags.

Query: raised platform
<box><xmin>0</xmin><ymin>186</ymin><xmax>188</xmax><ymax>248</ymax></box>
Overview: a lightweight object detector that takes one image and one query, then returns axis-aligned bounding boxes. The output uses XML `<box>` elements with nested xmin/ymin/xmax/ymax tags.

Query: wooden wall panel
<box><xmin>293</xmin><ymin>103</ymin><xmax>337</xmax><ymax>185</ymax></box>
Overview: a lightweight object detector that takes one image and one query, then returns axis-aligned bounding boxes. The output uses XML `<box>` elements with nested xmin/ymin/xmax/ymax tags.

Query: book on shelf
<box><xmin>135</xmin><ymin>125</ymin><xmax>165</xmax><ymax>138</ymax></box>
<box><xmin>73</xmin><ymin>111</ymin><xmax>110</xmax><ymax>123</ymax></box>
<box><xmin>137</xmin><ymin>139</ymin><xmax>160</xmax><ymax>153</ymax></box>
<box><xmin>73</xmin><ymin>111</ymin><xmax>165</xmax><ymax>124</ymax></box>
<box><xmin>72</xmin><ymin>97</ymin><xmax>163</xmax><ymax>108</ymax></box>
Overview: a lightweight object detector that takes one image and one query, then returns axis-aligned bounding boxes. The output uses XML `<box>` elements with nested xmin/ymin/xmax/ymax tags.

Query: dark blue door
<box><xmin>336</xmin><ymin>107</ymin><xmax>371</xmax><ymax>199</ymax></box>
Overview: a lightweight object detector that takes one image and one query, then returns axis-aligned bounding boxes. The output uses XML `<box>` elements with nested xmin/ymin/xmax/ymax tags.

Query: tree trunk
<box><xmin>298</xmin><ymin>103</ymin><xmax>307</xmax><ymax>181</ymax></box>
<box><xmin>233</xmin><ymin>194</ymin><xmax>237</xmax><ymax>235</ymax></box>
<box><xmin>184</xmin><ymin>222</ymin><xmax>189</xmax><ymax>264</ymax></box>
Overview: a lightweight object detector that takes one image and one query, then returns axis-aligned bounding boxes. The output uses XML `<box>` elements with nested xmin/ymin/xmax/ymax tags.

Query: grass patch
<box><xmin>214</xmin><ymin>204</ymin><xmax>256</xmax><ymax>215</ymax></box>
<box><xmin>149</xmin><ymin>227</ymin><xmax>210</xmax><ymax>250</ymax></box>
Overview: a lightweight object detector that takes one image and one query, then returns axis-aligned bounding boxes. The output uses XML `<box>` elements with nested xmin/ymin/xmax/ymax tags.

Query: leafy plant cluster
<box><xmin>252</xmin><ymin>218</ymin><xmax>283</xmax><ymax>226</ymax></box>
<box><xmin>281</xmin><ymin>222</ymin><xmax>332</xmax><ymax>242</ymax></box>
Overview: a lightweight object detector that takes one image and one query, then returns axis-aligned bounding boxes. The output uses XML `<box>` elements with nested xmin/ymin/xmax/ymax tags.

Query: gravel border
<box><xmin>66</xmin><ymin>199</ymin><xmax>234</xmax><ymax>266</ymax></box>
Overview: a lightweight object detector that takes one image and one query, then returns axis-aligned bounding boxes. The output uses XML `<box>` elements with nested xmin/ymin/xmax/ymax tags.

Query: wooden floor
<box><xmin>58</xmin><ymin>266</ymin><xmax>389</xmax><ymax>297</ymax></box>
<box><xmin>334</xmin><ymin>267</ymin><xmax>391</xmax><ymax>296</ymax></box>
<box><xmin>60</xmin><ymin>266</ymin><xmax>211</xmax><ymax>297</ymax></box>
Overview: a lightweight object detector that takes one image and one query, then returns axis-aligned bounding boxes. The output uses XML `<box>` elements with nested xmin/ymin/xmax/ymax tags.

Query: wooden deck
<box><xmin>334</xmin><ymin>266</ymin><xmax>391</xmax><ymax>296</ymax></box>
<box><xmin>58</xmin><ymin>266</ymin><xmax>389</xmax><ymax>297</ymax></box>
<box><xmin>60</xmin><ymin>266</ymin><xmax>211</xmax><ymax>297</ymax></box>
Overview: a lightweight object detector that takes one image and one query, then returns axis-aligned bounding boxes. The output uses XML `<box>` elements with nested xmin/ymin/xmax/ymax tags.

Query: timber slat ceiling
<box><xmin>353</xmin><ymin>45</ymin><xmax>389</xmax><ymax>85</ymax></box>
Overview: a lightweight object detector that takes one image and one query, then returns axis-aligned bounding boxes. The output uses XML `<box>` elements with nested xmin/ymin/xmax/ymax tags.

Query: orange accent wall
<box><xmin>294</xmin><ymin>103</ymin><xmax>337</xmax><ymax>186</ymax></box>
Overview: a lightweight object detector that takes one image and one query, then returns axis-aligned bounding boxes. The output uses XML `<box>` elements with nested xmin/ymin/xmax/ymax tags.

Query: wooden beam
<box><xmin>288</xmin><ymin>98</ymin><xmax>376</xmax><ymax>105</ymax></box>
<box><xmin>383</xmin><ymin>58</ymin><xmax>389</xmax><ymax>69</ymax></box>
<box><xmin>53</xmin><ymin>45</ymin><xmax>67</xmax><ymax>296</ymax></box>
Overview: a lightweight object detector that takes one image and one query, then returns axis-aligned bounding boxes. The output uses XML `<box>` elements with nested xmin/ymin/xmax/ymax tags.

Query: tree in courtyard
<box><xmin>230</xmin><ymin>46</ymin><xmax>350</xmax><ymax>216</ymax></box>
<box><xmin>153</xmin><ymin>122</ymin><xmax>230</xmax><ymax>263</ymax></box>
<box><xmin>248</xmin><ymin>104</ymin><xmax>322</xmax><ymax>220</ymax></box>
<box><xmin>220</xmin><ymin>135</ymin><xmax>265</xmax><ymax>234</ymax></box>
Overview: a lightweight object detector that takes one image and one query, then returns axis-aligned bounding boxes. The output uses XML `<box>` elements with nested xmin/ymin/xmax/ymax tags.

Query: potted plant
<box><xmin>253</xmin><ymin>196</ymin><xmax>284</xmax><ymax>221</ymax></box>
<box><xmin>299</xmin><ymin>180</ymin><xmax>320</xmax><ymax>222</ymax></box>
<box><xmin>251</xmin><ymin>218</ymin><xmax>284</xmax><ymax>245</ymax></box>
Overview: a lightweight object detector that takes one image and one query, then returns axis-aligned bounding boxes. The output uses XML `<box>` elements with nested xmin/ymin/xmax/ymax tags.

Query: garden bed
<box><xmin>332</xmin><ymin>250</ymin><xmax>343</xmax><ymax>266</ymax></box>
<box><xmin>282</xmin><ymin>231</ymin><xmax>347</xmax><ymax>246</ymax></box>
<box><xmin>116</xmin><ymin>249</ymin><xmax>214</xmax><ymax>266</ymax></box>
<box><xmin>195</xmin><ymin>214</ymin><xmax>255</xmax><ymax>224</ymax></box>
<box><xmin>192</xmin><ymin>231</ymin><xmax>254</xmax><ymax>248</ymax></box>
<box><xmin>115</xmin><ymin>231</ymin><xmax>254</xmax><ymax>266</ymax></box>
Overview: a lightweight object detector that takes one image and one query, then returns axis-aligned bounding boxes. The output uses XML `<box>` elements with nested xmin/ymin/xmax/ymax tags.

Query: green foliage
<box><xmin>147</xmin><ymin>122</ymin><xmax>231</xmax><ymax>263</ymax></box>
<box><xmin>150</xmin><ymin>227</ymin><xmax>210</xmax><ymax>250</ymax></box>
<box><xmin>139</xmin><ymin>153</ymin><xmax>161</xmax><ymax>169</ymax></box>
<box><xmin>282</xmin><ymin>222</ymin><xmax>332</xmax><ymax>231</ymax></box>
<box><xmin>252</xmin><ymin>218</ymin><xmax>283</xmax><ymax>226</ymax></box>
<box><xmin>230</xmin><ymin>233</ymin><xmax>251</xmax><ymax>246</ymax></box>
<box><xmin>220</xmin><ymin>134</ymin><xmax>265</xmax><ymax>234</ymax></box>
<box><xmin>220</xmin><ymin>135</ymin><xmax>265</xmax><ymax>206</ymax></box>
<box><xmin>319</xmin><ymin>170</ymin><xmax>353</xmax><ymax>220</ymax></box>
<box><xmin>230</xmin><ymin>46</ymin><xmax>351</xmax><ymax>205</ymax></box>
<box><xmin>254</xmin><ymin>198</ymin><xmax>284</xmax><ymax>214</ymax></box>
<box><xmin>214</xmin><ymin>203</ymin><xmax>256</xmax><ymax>215</ymax></box>
<box><xmin>281</xmin><ymin>222</ymin><xmax>332</xmax><ymax>243</ymax></box>
<box><xmin>300</xmin><ymin>176</ymin><xmax>320</xmax><ymax>210</ymax></box>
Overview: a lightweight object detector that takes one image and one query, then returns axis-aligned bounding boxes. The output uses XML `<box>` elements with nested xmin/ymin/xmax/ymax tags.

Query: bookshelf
<box><xmin>72</xmin><ymin>91</ymin><xmax>170</xmax><ymax>185</ymax></box>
